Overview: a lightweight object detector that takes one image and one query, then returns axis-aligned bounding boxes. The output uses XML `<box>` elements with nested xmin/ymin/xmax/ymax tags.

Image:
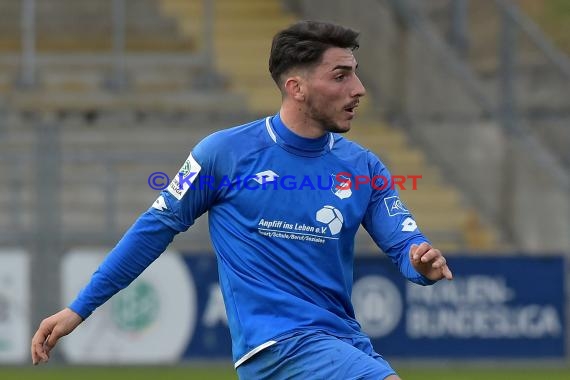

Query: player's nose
<box><xmin>351</xmin><ymin>75</ymin><xmax>366</xmax><ymax>98</ymax></box>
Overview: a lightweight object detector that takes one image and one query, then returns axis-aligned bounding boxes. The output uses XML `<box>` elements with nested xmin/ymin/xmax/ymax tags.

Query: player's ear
<box><xmin>284</xmin><ymin>75</ymin><xmax>305</xmax><ymax>101</ymax></box>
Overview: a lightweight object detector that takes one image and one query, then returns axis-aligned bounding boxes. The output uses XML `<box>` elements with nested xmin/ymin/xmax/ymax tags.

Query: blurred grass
<box><xmin>1</xmin><ymin>366</ymin><xmax>570</xmax><ymax>380</ymax></box>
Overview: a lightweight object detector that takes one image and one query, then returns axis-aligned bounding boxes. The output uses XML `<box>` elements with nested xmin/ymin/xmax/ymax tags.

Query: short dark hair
<box><xmin>269</xmin><ymin>20</ymin><xmax>360</xmax><ymax>87</ymax></box>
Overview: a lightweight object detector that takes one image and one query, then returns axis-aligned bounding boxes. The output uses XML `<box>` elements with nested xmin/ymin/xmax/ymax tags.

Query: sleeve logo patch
<box><xmin>167</xmin><ymin>153</ymin><xmax>202</xmax><ymax>200</ymax></box>
<box><xmin>152</xmin><ymin>195</ymin><xmax>168</xmax><ymax>211</ymax></box>
<box><xmin>384</xmin><ymin>196</ymin><xmax>409</xmax><ymax>216</ymax></box>
<box><xmin>401</xmin><ymin>217</ymin><xmax>418</xmax><ymax>232</ymax></box>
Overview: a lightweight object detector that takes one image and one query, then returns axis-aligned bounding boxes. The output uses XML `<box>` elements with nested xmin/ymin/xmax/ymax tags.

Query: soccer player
<box><xmin>31</xmin><ymin>20</ymin><xmax>452</xmax><ymax>379</ymax></box>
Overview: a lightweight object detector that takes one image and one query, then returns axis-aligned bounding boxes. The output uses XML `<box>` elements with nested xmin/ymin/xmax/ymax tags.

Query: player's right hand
<box><xmin>31</xmin><ymin>308</ymin><xmax>83</xmax><ymax>365</ymax></box>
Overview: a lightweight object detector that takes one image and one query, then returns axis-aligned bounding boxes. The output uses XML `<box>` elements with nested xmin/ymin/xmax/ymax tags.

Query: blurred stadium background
<box><xmin>0</xmin><ymin>0</ymin><xmax>569</xmax><ymax>378</ymax></box>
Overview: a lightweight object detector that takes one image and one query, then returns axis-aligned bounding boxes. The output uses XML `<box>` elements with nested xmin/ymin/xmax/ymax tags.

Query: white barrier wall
<box><xmin>61</xmin><ymin>249</ymin><xmax>196</xmax><ymax>364</ymax></box>
<box><xmin>0</xmin><ymin>250</ymin><xmax>30</xmax><ymax>363</ymax></box>
<box><xmin>1</xmin><ymin>249</ymin><xmax>564</xmax><ymax>364</ymax></box>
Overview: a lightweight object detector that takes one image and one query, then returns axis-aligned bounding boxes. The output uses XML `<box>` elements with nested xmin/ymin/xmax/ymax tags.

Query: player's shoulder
<box><xmin>331</xmin><ymin>134</ymin><xmax>385</xmax><ymax>166</ymax></box>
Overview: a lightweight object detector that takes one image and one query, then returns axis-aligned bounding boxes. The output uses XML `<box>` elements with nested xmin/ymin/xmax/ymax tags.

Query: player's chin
<box><xmin>331</xmin><ymin>118</ymin><xmax>353</xmax><ymax>134</ymax></box>
<box><xmin>328</xmin><ymin>124</ymin><xmax>351</xmax><ymax>134</ymax></box>
<box><xmin>338</xmin><ymin>122</ymin><xmax>352</xmax><ymax>134</ymax></box>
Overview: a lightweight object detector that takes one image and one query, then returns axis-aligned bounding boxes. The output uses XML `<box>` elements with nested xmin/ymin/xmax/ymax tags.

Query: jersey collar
<box><xmin>265</xmin><ymin>114</ymin><xmax>334</xmax><ymax>157</ymax></box>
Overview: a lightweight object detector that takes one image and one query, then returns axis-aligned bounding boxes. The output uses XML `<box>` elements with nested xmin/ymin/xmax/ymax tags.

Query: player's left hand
<box><xmin>409</xmin><ymin>242</ymin><xmax>453</xmax><ymax>281</ymax></box>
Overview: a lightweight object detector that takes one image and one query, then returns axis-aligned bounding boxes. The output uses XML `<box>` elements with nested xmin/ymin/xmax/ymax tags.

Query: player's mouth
<box><xmin>344</xmin><ymin>101</ymin><xmax>359</xmax><ymax>118</ymax></box>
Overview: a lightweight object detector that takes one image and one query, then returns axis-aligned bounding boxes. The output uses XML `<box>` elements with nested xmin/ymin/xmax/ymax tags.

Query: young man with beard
<box><xmin>31</xmin><ymin>20</ymin><xmax>452</xmax><ymax>379</ymax></box>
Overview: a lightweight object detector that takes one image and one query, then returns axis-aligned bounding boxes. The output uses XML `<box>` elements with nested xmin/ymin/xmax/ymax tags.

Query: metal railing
<box><xmin>390</xmin><ymin>0</ymin><xmax>570</xmax><ymax>249</ymax></box>
<box><xmin>292</xmin><ymin>0</ymin><xmax>570</xmax><ymax>251</ymax></box>
<box><xmin>392</xmin><ymin>0</ymin><xmax>570</xmax><ymax>185</ymax></box>
<box><xmin>495</xmin><ymin>0</ymin><xmax>570</xmax><ymax>81</ymax></box>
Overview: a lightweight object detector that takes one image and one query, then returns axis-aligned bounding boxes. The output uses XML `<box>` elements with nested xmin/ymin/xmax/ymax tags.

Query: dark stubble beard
<box><xmin>306</xmin><ymin>98</ymin><xmax>350</xmax><ymax>134</ymax></box>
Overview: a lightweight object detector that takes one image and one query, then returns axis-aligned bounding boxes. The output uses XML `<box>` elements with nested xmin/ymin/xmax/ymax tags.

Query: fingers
<box><xmin>409</xmin><ymin>245</ymin><xmax>416</xmax><ymax>263</ymax></box>
<box><xmin>31</xmin><ymin>321</ymin><xmax>53</xmax><ymax>365</ymax></box>
<box><xmin>431</xmin><ymin>255</ymin><xmax>446</xmax><ymax>269</ymax></box>
<box><xmin>442</xmin><ymin>264</ymin><xmax>454</xmax><ymax>280</ymax></box>
<box><xmin>31</xmin><ymin>308</ymin><xmax>83</xmax><ymax>365</ymax></box>
<box><xmin>412</xmin><ymin>243</ymin><xmax>443</xmax><ymax>266</ymax></box>
<box><xmin>31</xmin><ymin>318</ymin><xmax>61</xmax><ymax>365</ymax></box>
<box><xmin>432</xmin><ymin>254</ymin><xmax>454</xmax><ymax>280</ymax></box>
<box><xmin>410</xmin><ymin>242</ymin><xmax>435</xmax><ymax>262</ymax></box>
<box><xmin>31</xmin><ymin>339</ymin><xmax>45</xmax><ymax>365</ymax></box>
<box><xmin>46</xmin><ymin>327</ymin><xmax>64</xmax><ymax>350</ymax></box>
<box><xmin>410</xmin><ymin>242</ymin><xmax>453</xmax><ymax>281</ymax></box>
<box><xmin>409</xmin><ymin>243</ymin><xmax>421</xmax><ymax>261</ymax></box>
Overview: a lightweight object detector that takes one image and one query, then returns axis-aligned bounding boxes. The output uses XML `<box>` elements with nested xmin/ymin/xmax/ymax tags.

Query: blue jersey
<box><xmin>69</xmin><ymin>113</ymin><xmax>434</xmax><ymax>367</ymax></box>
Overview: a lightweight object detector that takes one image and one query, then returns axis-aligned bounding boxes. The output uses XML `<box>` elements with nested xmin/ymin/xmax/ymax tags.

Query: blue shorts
<box><xmin>236</xmin><ymin>331</ymin><xmax>397</xmax><ymax>380</ymax></box>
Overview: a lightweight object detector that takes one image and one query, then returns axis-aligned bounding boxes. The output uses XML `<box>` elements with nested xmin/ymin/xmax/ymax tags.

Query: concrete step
<box><xmin>401</xmin><ymin>185</ymin><xmax>462</xmax><ymax>205</ymax></box>
<box><xmin>532</xmin><ymin>118</ymin><xmax>570</xmax><ymax>167</ymax></box>
<box><xmin>342</xmin><ymin>119</ymin><xmax>500</xmax><ymax>249</ymax></box>
<box><xmin>7</xmin><ymin>90</ymin><xmax>247</xmax><ymax>114</ymax></box>
<box><xmin>380</xmin><ymin>149</ymin><xmax>426</xmax><ymax>170</ymax></box>
<box><xmin>0</xmin><ymin>0</ymin><xmax>192</xmax><ymax>52</ymax></box>
<box><xmin>230</xmin><ymin>86</ymin><xmax>281</xmax><ymax>114</ymax></box>
<box><xmin>424</xmin><ymin>0</ymin><xmax>570</xmax><ymax>116</ymax></box>
<box><xmin>0</xmin><ymin>186</ymin><xmax>34</xmax><ymax>205</ymax></box>
<box><xmin>161</xmin><ymin>0</ymin><xmax>284</xmax><ymax>15</ymax></box>
<box><xmin>347</xmin><ymin>123</ymin><xmax>407</xmax><ymax>142</ymax></box>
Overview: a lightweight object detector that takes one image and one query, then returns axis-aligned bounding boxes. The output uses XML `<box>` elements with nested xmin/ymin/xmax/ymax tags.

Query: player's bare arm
<box><xmin>31</xmin><ymin>308</ymin><xmax>83</xmax><ymax>365</ymax></box>
<box><xmin>410</xmin><ymin>242</ymin><xmax>453</xmax><ymax>281</ymax></box>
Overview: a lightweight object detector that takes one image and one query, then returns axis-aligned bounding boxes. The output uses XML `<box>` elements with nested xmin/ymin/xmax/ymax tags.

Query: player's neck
<box><xmin>279</xmin><ymin>105</ymin><xmax>327</xmax><ymax>139</ymax></box>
